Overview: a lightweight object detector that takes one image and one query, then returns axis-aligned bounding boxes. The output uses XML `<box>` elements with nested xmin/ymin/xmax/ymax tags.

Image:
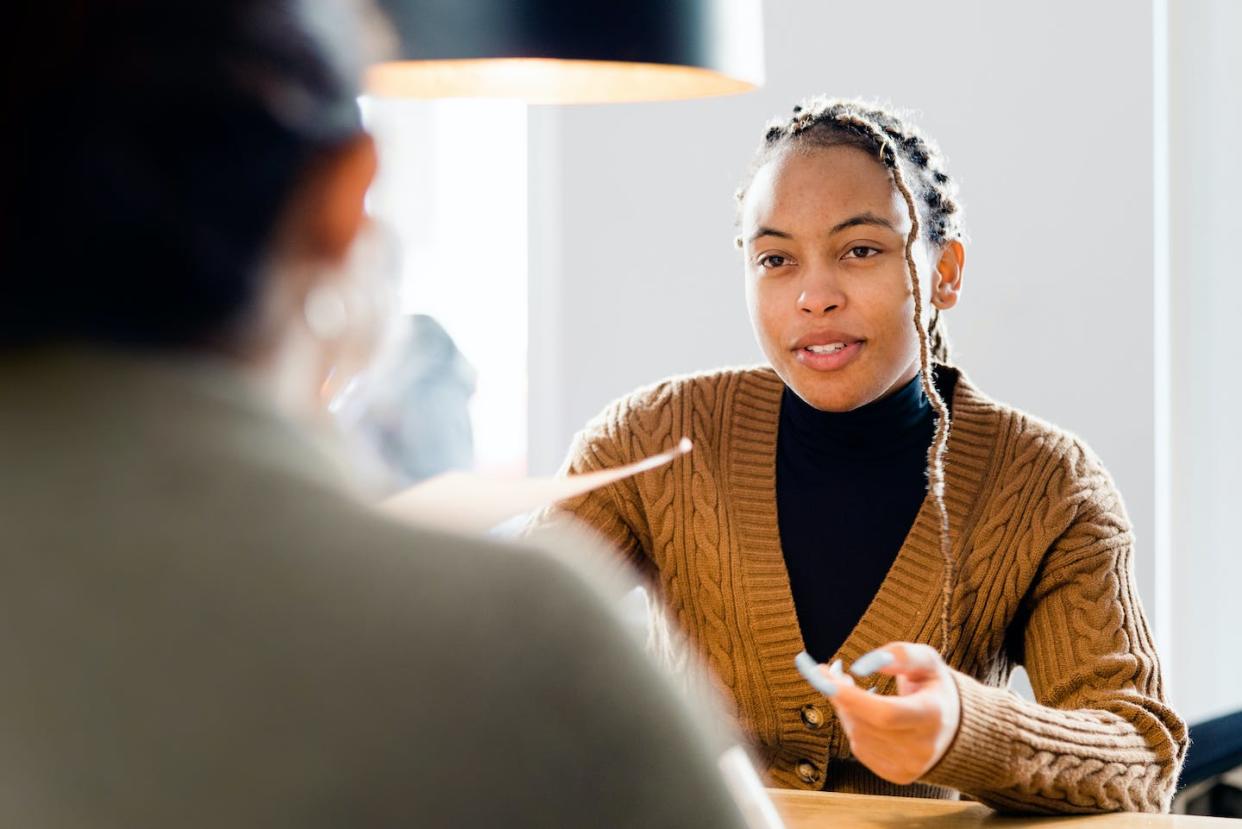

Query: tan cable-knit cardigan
<box><xmin>527</xmin><ymin>365</ymin><xmax>1187</xmax><ymax>814</ymax></box>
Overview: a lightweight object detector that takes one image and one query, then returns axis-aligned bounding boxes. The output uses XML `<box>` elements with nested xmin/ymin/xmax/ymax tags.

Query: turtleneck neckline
<box><xmin>781</xmin><ymin>371</ymin><xmax>940</xmax><ymax>459</ymax></box>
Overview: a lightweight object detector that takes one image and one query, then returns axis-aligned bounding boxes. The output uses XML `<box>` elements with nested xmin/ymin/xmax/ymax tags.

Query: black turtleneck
<box><xmin>776</xmin><ymin>368</ymin><xmax>957</xmax><ymax>662</ymax></box>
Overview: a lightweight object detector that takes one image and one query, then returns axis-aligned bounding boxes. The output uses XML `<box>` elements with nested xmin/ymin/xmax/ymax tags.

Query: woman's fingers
<box><xmin>795</xmin><ymin>645</ymin><xmax>942</xmax><ymax>726</ymax></box>
<box><xmin>829</xmin><ymin>680</ymin><xmax>927</xmax><ymax>729</ymax></box>
<box><xmin>794</xmin><ymin>651</ymin><xmax>837</xmax><ymax>696</ymax></box>
<box><xmin>851</xmin><ymin>642</ymin><xmax>943</xmax><ymax>683</ymax></box>
<box><xmin>793</xmin><ymin>643</ymin><xmax>961</xmax><ymax>786</ymax></box>
<box><xmin>795</xmin><ymin>645</ymin><xmax>941</xmax><ymax>727</ymax></box>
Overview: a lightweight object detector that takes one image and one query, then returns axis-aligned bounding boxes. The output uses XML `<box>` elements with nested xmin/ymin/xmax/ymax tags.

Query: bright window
<box><xmin>361</xmin><ymin>98</ymin><xmax>528</xmax><ymax>476</ymax></box>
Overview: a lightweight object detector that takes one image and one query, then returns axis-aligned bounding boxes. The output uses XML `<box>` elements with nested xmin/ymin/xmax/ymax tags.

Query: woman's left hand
<box><xmin>801</xmin><ymin>642</ymin><xmax>962</xmax><ymax>785</ymax></box>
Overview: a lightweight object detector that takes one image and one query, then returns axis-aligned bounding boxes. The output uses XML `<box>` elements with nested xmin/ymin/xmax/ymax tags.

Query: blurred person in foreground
<box><xmin>0</xmin><ymin>1</ymin><xmax>764</xmax><ymax>826</ymax></box>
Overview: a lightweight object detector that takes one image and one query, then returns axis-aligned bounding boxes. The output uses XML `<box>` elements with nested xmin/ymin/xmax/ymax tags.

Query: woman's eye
<box><xmin>758</xmin><ymin>254</ymin><xmax>789</xmax><ymax>269</ymax></box>
<box><xmin>844</xmin><ymin>245</ymin><xmax>880</xmax><ymax>260</ymax></box>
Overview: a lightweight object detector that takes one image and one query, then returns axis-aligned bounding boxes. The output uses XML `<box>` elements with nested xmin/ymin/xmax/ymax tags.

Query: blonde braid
<box><xmin>836</xmin><ymin>115</ymin><xmax>956</xmax><ymax>657</ymax></box>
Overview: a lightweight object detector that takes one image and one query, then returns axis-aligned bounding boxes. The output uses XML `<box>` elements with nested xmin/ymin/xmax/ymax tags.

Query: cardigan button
<box><xmin>796</xmin><ymin>759</ymin><xmax>821</xmax><ymax>785</ymax></box>
<box><xmin>800</xmin><ymin>704</ymin><xmax>824</xmax><ymax>729</ymax></box>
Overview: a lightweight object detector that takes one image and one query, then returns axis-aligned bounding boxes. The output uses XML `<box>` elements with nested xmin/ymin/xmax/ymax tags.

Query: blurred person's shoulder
<box><xmin>284</xmin><ymin>486</ymin><xmax>635</xmax><ymax>622</ymax></box>
<box><xmin>278</xmin><ymin>502</ymin><xmax>750</xmax><ymax>827</ymax></box>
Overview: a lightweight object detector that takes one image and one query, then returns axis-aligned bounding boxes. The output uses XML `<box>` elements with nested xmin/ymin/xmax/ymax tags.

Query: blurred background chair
<box><xmin>344</xmin><ymin>313</ymin><xmax>477</xmax><ymax>490</ymax></box>
<box><xmin>1175</xmin><ymin>709</ymin><xmax>1242</xmax><ymax>817</ymax></box>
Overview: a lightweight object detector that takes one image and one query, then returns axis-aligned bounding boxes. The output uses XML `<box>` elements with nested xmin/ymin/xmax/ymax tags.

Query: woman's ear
<box><xmin>930</xmin><ymin>240</ymin><xmax>965</xmax><ymax>310</ymax></box>
<box><xmin>285</xmin><ymin>134</ymin><xmax>379</xmax><ymax>266</ymax></box>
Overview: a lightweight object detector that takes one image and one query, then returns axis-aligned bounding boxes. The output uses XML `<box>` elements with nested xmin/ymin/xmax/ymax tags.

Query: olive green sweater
<box><xmin>528</xmin><ymin>366</ymin><xmax>1187</xmax><ymax>814</ymax></box>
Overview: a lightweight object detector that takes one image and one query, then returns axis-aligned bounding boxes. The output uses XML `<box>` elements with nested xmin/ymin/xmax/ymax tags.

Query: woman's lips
<box><xmin>792</xmin><ymin>340</ymin><xmax>865</xmax><ymax>371</ymax></box>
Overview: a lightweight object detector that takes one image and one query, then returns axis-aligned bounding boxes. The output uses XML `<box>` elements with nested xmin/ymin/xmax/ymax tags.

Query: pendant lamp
<box><xmin>368</xmin><ymin>0</ymin><xmax>764</xmax><ymax>103</ymax></box>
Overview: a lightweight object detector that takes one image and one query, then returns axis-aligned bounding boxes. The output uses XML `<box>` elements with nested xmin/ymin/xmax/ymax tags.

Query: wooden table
<box><xmin>770</xmin><ymin>790</ymin><xmax>1240</xmax><ymax>827</ymax></box>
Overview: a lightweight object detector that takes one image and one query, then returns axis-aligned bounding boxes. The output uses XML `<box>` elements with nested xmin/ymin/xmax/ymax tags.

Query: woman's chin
<box><xmin>781</xmin><ymin>371</ymin><xmax>870</xmax><ymax>413</ymax></box>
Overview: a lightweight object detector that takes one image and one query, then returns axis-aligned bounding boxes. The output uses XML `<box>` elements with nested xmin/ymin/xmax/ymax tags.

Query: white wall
<box><xmin>530</xmin><ymin>0</ymin><xmax>1158</xmax><ymax>610</ymax></box>
<box><xmin>1168</xmin><ymin>0</ymin><xmax>1242</xmax><ymax>723</ymax></box>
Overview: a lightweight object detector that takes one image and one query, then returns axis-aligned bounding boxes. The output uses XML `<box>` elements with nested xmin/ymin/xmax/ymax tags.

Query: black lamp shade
<box><xmin>368</xmin><ymin>0</ymin><xmax>764</xmax><ymax>103</ymax></box>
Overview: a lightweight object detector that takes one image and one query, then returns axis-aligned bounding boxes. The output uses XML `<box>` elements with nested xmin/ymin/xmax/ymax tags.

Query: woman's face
<box><xmin>741</xmin><ymin>144</ymin><xmax>943</xmax><ymax>412</ymax></box>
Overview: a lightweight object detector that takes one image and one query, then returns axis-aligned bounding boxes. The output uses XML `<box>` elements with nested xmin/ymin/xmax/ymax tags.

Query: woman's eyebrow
<box><xmin>748</xmin><ymin>226</ymin><xmax>794</xmax><ymax>243</ymax></box>
<box><xmin>749</xmin><ymin>213</ymin><xmax>895</xmax><ymax>244</ymax></box>
<box><xmin>830</xmin><ymin>212</ymin><xmax>897</xmax><ymax>234</ymax></box>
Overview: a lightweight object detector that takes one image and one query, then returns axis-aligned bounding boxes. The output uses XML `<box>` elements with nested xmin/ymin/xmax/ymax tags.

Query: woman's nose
<box><xmin>797</xmin><ymin>269</ymin><xmax>846</xmax><ymax>316</ymax></box>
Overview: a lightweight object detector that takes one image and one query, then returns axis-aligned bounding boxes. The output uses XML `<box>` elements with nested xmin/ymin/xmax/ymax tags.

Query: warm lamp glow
<box><xmin>366</xmin><ymin>58</ymin><xmax>757</xmax><ymax>104</ymax></box>
<box><xmin>369</xmin><ymin>0</ymin><xmax>763</xmax><ymax>104</ymax></box>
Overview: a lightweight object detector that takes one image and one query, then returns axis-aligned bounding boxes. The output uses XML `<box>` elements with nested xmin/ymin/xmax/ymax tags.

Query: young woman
<box><xmin>529</xmin><ymin>98</ymin><xmax>1187</xmax><ymax>814</ymax></box>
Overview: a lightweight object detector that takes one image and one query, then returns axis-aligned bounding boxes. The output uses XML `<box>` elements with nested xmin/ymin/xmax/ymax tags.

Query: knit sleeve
<box><xmin>922</xmin><ymin>446</ymin><xmax>1188</xmax><ymax>814</ymax></box>
<box><xmin>523</xmin><ymin>403</ymin><xmax>650</xmax><ymax>572</ymax></box>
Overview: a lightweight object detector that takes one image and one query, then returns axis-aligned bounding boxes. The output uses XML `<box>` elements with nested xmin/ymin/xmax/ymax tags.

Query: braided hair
<box><xmin>736</xmin><ymin>98</ymin><xmax>965</xmax><ymax>654</ymax></box>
